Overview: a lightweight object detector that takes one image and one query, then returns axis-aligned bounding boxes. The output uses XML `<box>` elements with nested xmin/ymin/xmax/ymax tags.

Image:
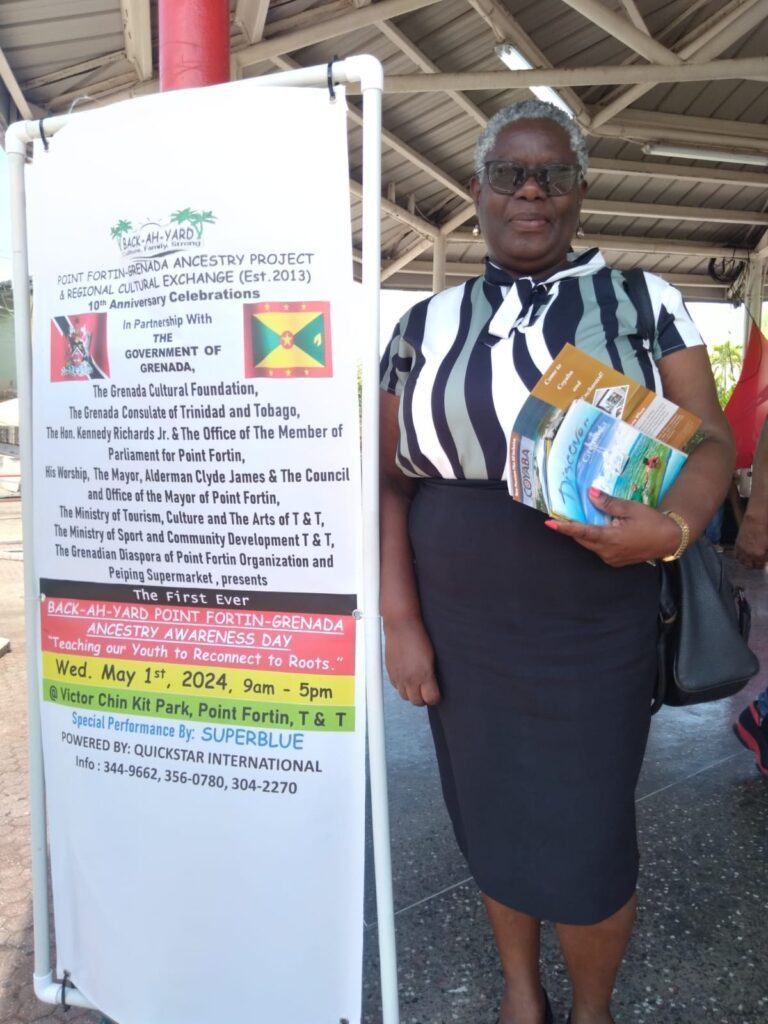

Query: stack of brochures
<box><xmin>507</xmin><ymin>345</ymin><xmax>701</xmax><ymax>525</ymax></box>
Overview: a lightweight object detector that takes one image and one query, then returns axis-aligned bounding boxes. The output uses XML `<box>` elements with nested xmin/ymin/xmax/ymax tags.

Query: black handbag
<box><xmin>653</xmin><ymin>537</ymin><xmax>760</xmax><ymax>713</ymax></box>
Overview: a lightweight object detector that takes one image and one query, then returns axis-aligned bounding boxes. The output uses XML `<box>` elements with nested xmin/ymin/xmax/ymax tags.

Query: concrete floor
<box><xmin>1</xmin><ymin>495</ymin><xmax>766</xmax><ymax>1024</ymax></box>
<box><xmin>362</xmin><ymin>555</ymin><xmax>768</xmax><ymax>1024</ymax></box>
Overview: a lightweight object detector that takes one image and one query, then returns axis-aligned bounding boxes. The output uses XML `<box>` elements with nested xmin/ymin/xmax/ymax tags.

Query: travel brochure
<box><xmin>508</xmin><ymin>345</ymin><xmax>701</xmax><ymax>525</ymax></box>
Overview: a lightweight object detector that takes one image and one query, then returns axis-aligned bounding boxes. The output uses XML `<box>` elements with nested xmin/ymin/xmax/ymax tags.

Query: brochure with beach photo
<box><xmin>544</xmin><ymin>399</ymin><xmax>687</xmax><ymax>525</ymax></box>
<box><xmin>507</xmin><ymin>345</ymin><xmax>697</xmax><ymax>524</ymax></box>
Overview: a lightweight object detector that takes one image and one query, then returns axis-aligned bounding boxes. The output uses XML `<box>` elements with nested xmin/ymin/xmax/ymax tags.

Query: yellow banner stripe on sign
<box><xmin>42</xmin><ymin>653</ymin><xmax>355</xmax><ymax>706</ymax></box>
<box><xmin>258</xmin><ymin>345</ymin><xmax>325</xmax><ymax>369</ymax></box>
<box><xmin>254</xmin><ymin>311</ymin><xmax>319</xmax><ymax>336</ymax></box>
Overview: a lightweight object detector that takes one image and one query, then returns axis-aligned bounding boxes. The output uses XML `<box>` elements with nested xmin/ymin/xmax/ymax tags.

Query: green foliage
<box><xmin>709</xmin><ymin>341</ymin><xmax>743</xmax><ymax>408</ymax></box>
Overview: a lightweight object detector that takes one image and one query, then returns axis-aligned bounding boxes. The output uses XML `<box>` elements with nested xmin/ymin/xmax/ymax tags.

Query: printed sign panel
<box><xmin>28</xmin><ymin>80</ymin><xmax>365</xmax><ymax>1024</ymax></box>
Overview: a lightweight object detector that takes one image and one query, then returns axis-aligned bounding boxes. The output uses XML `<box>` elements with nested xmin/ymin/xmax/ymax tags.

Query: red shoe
<box><xmin>733</xmin><ymin>701</ymin><xmax>768</xmax><ymax>776</ymax></box>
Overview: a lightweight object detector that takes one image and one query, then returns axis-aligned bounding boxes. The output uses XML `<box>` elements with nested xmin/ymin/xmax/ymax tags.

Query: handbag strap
<box><xmin>622</xmin><ymin>268</ymin><xmax>656</xmax><ymax>343</ymax></box>
<box><xmin>653</xmin><ymin>558</ymin><xmax>678</xmax><ymax>715</ymax></box>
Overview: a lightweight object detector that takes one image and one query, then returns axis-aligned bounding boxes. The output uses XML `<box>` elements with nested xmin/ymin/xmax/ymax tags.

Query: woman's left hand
<box><xmin>545</xmin><ymin>487</ymin><xmax>683</xmax><ymax>566</ymax></box>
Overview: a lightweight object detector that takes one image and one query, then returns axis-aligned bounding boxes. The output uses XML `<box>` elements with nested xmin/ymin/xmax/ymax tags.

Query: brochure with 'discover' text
<box><xmin>507</xmin><ymin>346</ymin><xmax>697</xmax><ymax>525</ymax></box>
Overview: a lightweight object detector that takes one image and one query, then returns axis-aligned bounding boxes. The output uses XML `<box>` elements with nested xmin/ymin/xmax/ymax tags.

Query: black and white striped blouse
<box><xmin>379</xmin><ymin>248</ymin><xmax>704</xmax><ymax>480</ymax></box>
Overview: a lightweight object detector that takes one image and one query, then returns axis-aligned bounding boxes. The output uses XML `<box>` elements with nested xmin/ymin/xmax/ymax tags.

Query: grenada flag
<box><xmin>244</xmin><ymin>300</ymin><xmax>332</xmax><ymax>378</ymax></box>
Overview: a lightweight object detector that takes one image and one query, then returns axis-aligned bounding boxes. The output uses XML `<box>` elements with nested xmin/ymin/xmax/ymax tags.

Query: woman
<box><xmin>379</xmin><ymin>99</ymin><xmax>734</xmax><ymax>1024</ymax></box>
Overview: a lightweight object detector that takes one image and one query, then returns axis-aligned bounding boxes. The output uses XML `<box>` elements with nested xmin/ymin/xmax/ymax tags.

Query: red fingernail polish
<box><xmin>588</xmin><ymin>486</ymin><xmax>600</xmax><ymax>497</ymax></box>
<box><xmin>544</xmin><ymin>520</ymin><xmax>559</xmax><ymax>531</ymax></box>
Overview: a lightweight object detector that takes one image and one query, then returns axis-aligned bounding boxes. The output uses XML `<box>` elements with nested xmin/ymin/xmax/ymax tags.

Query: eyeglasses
<box><xmin>484</xmin><ymin>160</ymin><xmax>582</xmax><ymax>197</ymax></box>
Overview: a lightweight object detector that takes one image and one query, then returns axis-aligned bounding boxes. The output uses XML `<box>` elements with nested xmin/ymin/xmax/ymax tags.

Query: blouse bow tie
<box><xmin>484</xmin><ymin>261</ymin><xmax>550</xmax><ymax>341</ymax></box>
<box><xmin>483</xmin><ymin>260</ymin><xmax>530</xmax><ymax>289</ymax></box>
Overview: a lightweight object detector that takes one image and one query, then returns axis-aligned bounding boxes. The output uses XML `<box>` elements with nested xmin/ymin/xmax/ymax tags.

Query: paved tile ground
<box><xmin>1</xmin><ymin>496</ymin><xmax>767</xmax><ymax>1024</ymax></box>
<box><xmin>362</xmin><ymin>558</ymin><xmax>768</xmax><ymax>1024</ymax></box>
<box><xmin>0</xmin><ymin>500</ymin><xmax>100</xmax><ymax>1024</ymax></box>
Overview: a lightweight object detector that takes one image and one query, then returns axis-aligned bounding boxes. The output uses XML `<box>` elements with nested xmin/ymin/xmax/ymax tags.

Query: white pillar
<box><xmin>743</xmin><ymin>259</ymin><xmax>766</xmax><ymax>344</ymax></box>
<box><xmin>432</xmin><ymin>233</ymin><xmax>447</xmax><ymax>292</ymax></box>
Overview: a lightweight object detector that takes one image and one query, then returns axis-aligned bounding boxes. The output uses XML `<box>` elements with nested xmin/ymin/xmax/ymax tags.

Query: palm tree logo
<box><xmin>170</xmin><ymin>208</ymin><xmax>217</xmax><ymax>239</ymax></box>
<box><xmin>110</xmin><ymin>219</ymin><xmax>133</xmax><ymax>239</ymax></box>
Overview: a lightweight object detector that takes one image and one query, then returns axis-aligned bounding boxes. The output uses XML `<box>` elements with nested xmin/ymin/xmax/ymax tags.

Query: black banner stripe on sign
<box><xmin>39</xmin><ymin>579</ymin><xmax>357</xmax><ymax>615</ymax></box>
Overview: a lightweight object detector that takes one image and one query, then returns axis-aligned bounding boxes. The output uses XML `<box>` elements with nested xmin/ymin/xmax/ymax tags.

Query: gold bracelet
<box><xmin>661</xmin><ymin>510</ymin><xmax>691</xmax><ymax>562</ymax></box>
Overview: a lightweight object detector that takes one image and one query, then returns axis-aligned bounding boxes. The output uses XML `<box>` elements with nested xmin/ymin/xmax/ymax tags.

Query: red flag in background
<box><xmin>724</xmin><ymin>319</ymin><xmax>768</xmax><ymax>468</ymax></box>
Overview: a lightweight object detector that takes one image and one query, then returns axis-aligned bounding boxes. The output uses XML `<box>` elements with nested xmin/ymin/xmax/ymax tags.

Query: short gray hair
<box><xmin>474</xmin><ymin>99</ymin><xmax>589</xmax><ymax>179</ymax></box>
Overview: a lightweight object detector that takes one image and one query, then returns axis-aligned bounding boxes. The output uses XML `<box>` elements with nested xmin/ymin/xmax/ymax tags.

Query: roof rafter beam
<box><xmin>21</xmin><ymin>51</ymin><xmax>126</xmax><ymax>90</ymax></box>
<box><xmin>581</xmin><ymin>199</ymin><xmax>768</xmax><ymax>226</ymax></box>
<box><xmin>234</xmin><ymin>0</ymin><xmax>443</xmax><ymax>71</ymax></box>
<box><xmin>48</xmin><ymin>73</ymin><xmax>140</xmax><ymax>112</ymax></box>
<box><xmin>669</xmin><ymin>0</ymin><xmax>760</xmax><ymax>51</ymax></box>
<box><xmin>683</xmin><ymin>0</ymin><xmax>767</xmax><ymax>58</ymax></box>
<box><xmin>618</xmin><ymin>0</ymin><xmax>650</xmax><ymax>35</ymax></box>
<box><xmin>755</xmin><ymin>229</ymin><xmax>768</xmax><ymax>260</ymax></box>
<box><xmin>581</xmin><ymin>0</ymin><xmax>749</xmax><ymax>105</ymax></box>
<box><xmin>648</xmin><ymin>275</ymin><xmax>725</xmax><ymax>290</ymax></box>
<box><xmin>349</xmin><ymin>179</ymin><xmax>438</xmax><ymax>238</ymax></box>
<box><xmin>657</xmin><ymin>0</ymin><xmax>713</xmax><ymax>44</ymax></box>
<box><xmin>74</xmin><ymin>78</ymin><xmax>157</xmax><ymax>111</ymax></box>
<box><xmin>394</xmin><ymin>262</ymin><xmax>727</xmax><ymax>291</ymax></box>
<box><xmin>0</xmin><ymin>43</ymin><xmax>32</xmax><ymax>120</ymax></box>
<box><xmin>435</xmin><ymin>192</ymin><xmax>768</xmax><ymax>235</ymax></box>
<box><xmin>382</xmin><ymin>204</ymin><xmax>477</xmax><ymax>281</ymax></box>
<box><xmin>588</xmin><ymin>157</ymin><xmax>768</xmax><ymax>188</ymax></box>
<box><xmin>235</xmin><ymin>0</ymin><xmax>271</xmax><ymax>43</ymax></box>
<box><xmin>381</xmin><ymin>57</ymin><xmax>768</xmax><ymax>93</ymax></box>
<box><xmin>574</xmin><ymin>237</ymin><xmax>750</xmax><ymax>260</ymax></box>
<box><xmin>271</xmin><ymin>54</ymin><xmax>472</xmax><ymax>203</ymax></box>
<box><xmin>120</xmin><ymin>0</ymin><xmax>152</xmax><ymax>81</ymax></box>
<box><xmin>347</xmin><ymin>104</ymin><xmax>471</xmax><ymax>200</ymax></box>
<box><xmin>557</xmin><ymin>0</ymin><xmax>682</xmax><ymax>64</ymax></box>
<box><xmin>452</xmin><ymin>230</ymin><xmax>752</xmax><ymax>259</ymax></box>
<box><xmin>596</xmin><ymin>107</ymin><xmax>768</xmax><ymax>150</ymax></box>
<box><xmin>465</xmin><ymin>0</ymin><xmax>589</xmax><ymax>123</ymax></box>
<box><xmin>376</xmin><ymin>20</ymin><xmax>486</xmax><ymax>127</ymax></box>
<box><xmin>591</xmin><ymin>0</ymin><xmax>768</xmax><ymax>129</ymax></box>
<box><xmin>440</xmin><ymin>204</ymin><xmax>477</xmax><ymax>235</ymax></box>
<box><xmin>260</xmin><ymin>1</ymin><xmax>349</xmax><ymax>38</ymax></box>
<box><xmin>382</xmin><ymin>236</ymin><xmax>434</xmax><ymax>281</ymax></box>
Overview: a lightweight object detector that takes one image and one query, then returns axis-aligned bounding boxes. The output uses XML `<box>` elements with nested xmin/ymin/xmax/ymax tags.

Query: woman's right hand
<box><xmin>383</xmin><ymin>617</ymin><xmax>441</xmax><ymax>707</ymax></box>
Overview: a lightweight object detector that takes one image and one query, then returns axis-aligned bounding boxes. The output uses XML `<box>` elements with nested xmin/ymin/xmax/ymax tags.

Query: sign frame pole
<box><xmin>8</xmin><ymin>54</ymin><xmax>399</xmax><ymax>1023</ymax></box>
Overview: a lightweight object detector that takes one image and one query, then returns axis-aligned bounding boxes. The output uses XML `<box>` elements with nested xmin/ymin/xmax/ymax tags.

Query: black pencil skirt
<box><xmin>409</xmin><ymin>479</ymin><xmax>660</xmax><ymax>925</ymax></box>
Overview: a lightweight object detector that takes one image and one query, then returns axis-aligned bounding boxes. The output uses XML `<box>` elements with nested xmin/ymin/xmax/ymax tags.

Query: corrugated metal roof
<box><xmin>1</xmin><ymin>0</ymin><xmax>766</xmax><ymax>301</ymax></box>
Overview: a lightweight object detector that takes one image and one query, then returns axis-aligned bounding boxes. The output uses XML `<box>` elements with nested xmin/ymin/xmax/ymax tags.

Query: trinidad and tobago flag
<box><xmin>243</xmin><ymin>301</ymin><xmax>332</xmax><ymax>378</ymax></box>
<box><xmin>50</xmin><ymin>313</ymin><xmax>110</xmax><ymax>382</ymax></box>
